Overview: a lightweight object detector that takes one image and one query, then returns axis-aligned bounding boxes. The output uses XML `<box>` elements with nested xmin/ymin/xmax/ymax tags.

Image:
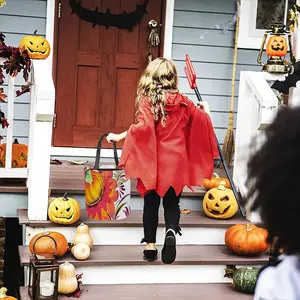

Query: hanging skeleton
<box><xmin>148</xmin><ymin>20</ymin><xmax>160</xmax><ymax>63</ymax></box>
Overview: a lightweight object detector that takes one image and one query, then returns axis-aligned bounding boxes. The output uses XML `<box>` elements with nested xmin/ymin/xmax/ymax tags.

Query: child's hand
<box><xmin>197</xmin><ymin>101</ymin><xmax>211</xmax><ymax>116</ymax></box>
<box><xmin>106</xmin><ymin>133</ymin><xmax>119</xmax><ymax>143</ymax></box>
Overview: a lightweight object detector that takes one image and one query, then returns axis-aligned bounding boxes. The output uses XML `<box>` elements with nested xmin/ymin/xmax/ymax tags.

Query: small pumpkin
<box><xmin>203</xmin><ymin>173</ymin><xmax>230</xmax><ymax>190</ymax></box>
<box><xmin>71</xmin><ymin>242</ymin><xmax>90</xmax><ymax>260</ymax></box>
<box><xmin>19</xmin><ymin>30</ymin><xmax>50</xmax><ymax>59</ymax></box>
<box><xmin>73</xmin><ymin>223</ymin><xmax>93</xmax><ymax>248</ymax></box>
<box><xmin>48</xmin><ymin>193</ymin><xmax>81</xmax><ymax>225</ymax></box>
<box><xmin>225</xmin><ymin>224</ymin><xmax>268</xmax><ymax>256</ymax></box>
<box><xmin>225</xmin><ymin>265</ymin><xmax>260</xmax><ymax>294</ymax></box>
<box><xmin>58</xmin><ymin>262</ymin><xmax>78</xmax><ymax>295</ymax></box>
<box><xmin>0</xmin><ymin>287</ymin><xmax>17</xmax><ymax>300</ymax></box>
<box><xmin>85</xmin><ymin>169</ymin><xmax>104</xmax><ymax>206</ymax></box>
<box><xmin>0</xmin><ymin>139</ymin><xmax>28</xmax><ymax>168</ymax></box>
<box><xmin>203</xmin><ymin>181</ymin><xmax>238</xmax><ymax>219</ymax></box>
<box><xmin>29</xmin><ymin>231</ymin><xmax>69</xmax><ymax>258</ymax></box>
<box><xmin>266</xmin><ymin>35</ymin><xmax>288</xmax><ymax>57</ymax></box>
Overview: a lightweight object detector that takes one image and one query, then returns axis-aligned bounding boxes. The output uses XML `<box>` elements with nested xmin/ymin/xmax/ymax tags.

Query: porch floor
<box><xmin>0</xmin><ymin>161</ymin><xmax>229</xmax><ymax>197</ymax></box>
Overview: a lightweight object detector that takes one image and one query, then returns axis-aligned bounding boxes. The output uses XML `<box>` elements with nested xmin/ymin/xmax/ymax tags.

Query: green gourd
<box><xmin>224</xmin><ymin>265</ymin><xmax>260</xmax><ymax>294</ymax></box>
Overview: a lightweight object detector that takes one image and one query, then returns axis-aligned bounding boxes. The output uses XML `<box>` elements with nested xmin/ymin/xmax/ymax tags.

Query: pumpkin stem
<box><xmin>33</xmin><ymin>29</ymin><xmax>38</xmax><ymax>35</ymax></box>
<box><xmin>224</xmin><ymin>265</ymin><xmax>238</xmax><ymax>279</ymax></box>
<box><xmin>0</xmin><ymin>287</ymin><xmax>8</xmax><ymax>299</ymax></box>
<box><xmin>246</xmin><ymin>224</ymin><xmax>252</xmax><ymax>231</ymax></box>
<box><xmin>218</xmin><ymin>181</ymin><xmax>227</xmax><ymax>190</ymax></box>
<box><xmin>212</xmin><ymin>173</ymin><xmax>220</xmax><ymax>178</ymax></box>
<box><xmin>63</xmin><ymin>193</ymin><xmax>68</xmax><ymax>200</ymax></box>
<box><xmin>13</xmin><ymin>139</ymin><xmax>19</xmax><ymax>144</ymax></box>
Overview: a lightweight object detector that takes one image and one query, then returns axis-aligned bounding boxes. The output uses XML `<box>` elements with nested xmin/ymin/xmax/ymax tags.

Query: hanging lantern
<box><xmin>28</xmin><ymin>234</ymin><xmax>59</xmax><ymax>300</ymax></box>
<box><xmin>257</xmin><ymin>22</ymin><xmax>294</xmax><ymax>73</ymax></box>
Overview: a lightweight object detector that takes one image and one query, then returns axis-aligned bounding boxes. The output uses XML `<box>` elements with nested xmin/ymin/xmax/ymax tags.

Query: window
<box><xmin>238</xmin><ymin>0</ymin><xmax>296</xmax><ymax>49</ymax></box>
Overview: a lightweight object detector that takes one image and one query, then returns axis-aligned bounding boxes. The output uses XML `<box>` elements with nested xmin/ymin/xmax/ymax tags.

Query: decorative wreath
<box><xmin>69</xmin><ymin>0</ymin><xmax>149</xmax><ymax>30</ymax></box>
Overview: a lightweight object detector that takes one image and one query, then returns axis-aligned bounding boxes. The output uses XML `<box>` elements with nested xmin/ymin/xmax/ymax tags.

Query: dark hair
<box><xmin>247</xmin><ymin>106</ymin><xmax>300</xmax><ymax>254</ymax></box>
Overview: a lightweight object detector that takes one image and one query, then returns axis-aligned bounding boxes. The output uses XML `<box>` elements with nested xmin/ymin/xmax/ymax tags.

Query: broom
<box><xmin>222</xmin><ymin>0</ymin><xmax>240</xmax><ymax>168</ymax></box>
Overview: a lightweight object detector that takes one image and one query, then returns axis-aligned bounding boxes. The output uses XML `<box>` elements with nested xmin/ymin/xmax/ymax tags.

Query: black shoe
<box><xmin>162</xmin><ymin>229</ymin><xmax>176</xmax><ymax>264</ymax></box>
<box><xmin>143</xmin><ymin>248</ymin><xmax>158</xmax><ymax>261</ymax></box>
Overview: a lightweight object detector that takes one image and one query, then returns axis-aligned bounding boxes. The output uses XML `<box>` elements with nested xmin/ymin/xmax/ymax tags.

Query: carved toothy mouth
<box><xmin>271</xmin><ymin>45</ymin><xmax>284</xmax><ymax>51</ymax></box>
<box><xmin>54</xmin><ymin>214</ymin><xmax>74</xmax><ymax>220</ymax></box>
<box><xmin>27</xmin><ymin>47</ymin><xmax>47</xmax><ymax>54</ymax></box>
<box><xmin>207</xmin><ymin>204</ymin><xmax>231</xmax><ymax>215</ymax></box>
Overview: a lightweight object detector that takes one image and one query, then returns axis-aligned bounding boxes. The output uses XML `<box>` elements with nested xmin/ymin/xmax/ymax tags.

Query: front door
<box><xmin>53</xmin><ymin>0</ymin><xmax>164</xmax><ymax>147</ymax></box>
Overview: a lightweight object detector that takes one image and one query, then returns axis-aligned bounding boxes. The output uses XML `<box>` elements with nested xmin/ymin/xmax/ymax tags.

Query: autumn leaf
<box><xmin>0</xmin><ymin>109</ymin><xmax>9</xmax><ymax>129</ymax></box>
<box><xmin>0</xmin><ymin>88</ymin><xmax>6</xmax><ymax>102</ymax></box>
<box><xmin>16</xmin><ymin>82</ymin><xmax>32</xmax><ymax>97</ymax></box>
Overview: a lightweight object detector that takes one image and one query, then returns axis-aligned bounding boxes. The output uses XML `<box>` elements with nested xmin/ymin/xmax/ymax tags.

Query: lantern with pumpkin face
<box><xmin>48</xmin><ymin>193</ymin><xmax>81</xmax><ymax>225</ymax></box>
<box><xmin>266</xmin><ymin>35</ymin><xmax>288</xmax><ymax>57</ymax></box>
<box><xmin>203</xmin><ymin>181</ymin><xmax>238</xmax><ymax>219</ymax></box>
<box><xmin>19</xmin><ymin>30</ymin><xmax>50</xmax><ymax>59</ymax></box>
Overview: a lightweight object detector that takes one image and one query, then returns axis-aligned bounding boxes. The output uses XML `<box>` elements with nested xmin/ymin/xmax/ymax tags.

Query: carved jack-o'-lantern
<box><xmin>0</xmin><ymin>139</ymin><xmax>28</xmax><ymax>168</ymax></box>
<box><xmin>48</xmin><ymin>193</ymin><xmax>81</xmax><ymax>225</ymax></box>
<box><xmin>266</xmin><ymin>35</ymin><xmax>288</xmax><ymax>57</ymax></box>
<box><xmin>203</xmin><ymin>181</ymin><xmax>238</xmax><ymax>219</ymax></box>
<box><xmin>19</xmin><ymin>30</ymin><xmax>50</xmax><ymax>59</ymax></box>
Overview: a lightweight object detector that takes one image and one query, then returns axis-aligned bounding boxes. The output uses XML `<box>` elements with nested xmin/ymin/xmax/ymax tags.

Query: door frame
<box><xmin>46</xmin><ymin>0</ymin><xmax>175</xmax><ymax>158</ymax></box>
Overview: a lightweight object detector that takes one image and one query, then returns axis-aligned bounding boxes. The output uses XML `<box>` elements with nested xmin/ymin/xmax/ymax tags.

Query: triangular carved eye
<box><xmin>208</xmin><ymin>193</ymin><xmax>214</xmax><ymax>200</ymax></box>
<box><xmin>220</xmin><ymin>196</ymin><xmax>229</xmax><ymax>202</ymax></box>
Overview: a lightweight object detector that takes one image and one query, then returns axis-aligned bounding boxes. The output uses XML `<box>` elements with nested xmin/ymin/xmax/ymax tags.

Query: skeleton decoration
<box><xmin>148</xmin><ymin>20</ymin><xmax>160</xmax><ymax>63</ymax></box>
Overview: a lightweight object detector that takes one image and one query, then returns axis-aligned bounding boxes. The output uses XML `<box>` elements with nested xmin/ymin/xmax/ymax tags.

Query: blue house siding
<box><xmin>0</xmin><ymin>0</ymin><xmax>47</xmax><ymax>144</ymax></box>
<box><xmin>172</xmin><ymin>0</ymin><xmax>261</xmax><ymax>145</ymax></box>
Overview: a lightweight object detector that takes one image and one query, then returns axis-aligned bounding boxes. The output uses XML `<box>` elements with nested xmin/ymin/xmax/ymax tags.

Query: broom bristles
<box><xmin>221</xmin><ymin>126</ymin><xmax>235</xmax><ymax>168</ymax></box>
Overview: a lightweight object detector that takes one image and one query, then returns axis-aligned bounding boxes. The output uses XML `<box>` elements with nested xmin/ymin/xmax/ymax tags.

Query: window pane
<box><xmin>256</xmin><ymin>0</ymin><xmax>286</xmax><ymax>29</ymax></box>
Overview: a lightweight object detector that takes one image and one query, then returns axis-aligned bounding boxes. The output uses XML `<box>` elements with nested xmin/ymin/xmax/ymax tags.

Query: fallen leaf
<box><xmin>180</xmin><ymin>209</ymin><xmax>191</xmax><ymax>215</ymax></box>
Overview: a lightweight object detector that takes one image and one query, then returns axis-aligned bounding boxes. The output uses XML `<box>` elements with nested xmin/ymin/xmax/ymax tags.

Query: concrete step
<box><xmin>19</xmin><ymin>244</ymin><xmax>268</xmax><ymax>285</ymax></box>
<box><xmin>19</xmin><ymin>283</ymin><xmax>253</xmax><ymax>300</ymax></box>
<box><xmin>19</xmin><ymin>209</ymin><xmax>257</xmax><ymax>245</ymax></box>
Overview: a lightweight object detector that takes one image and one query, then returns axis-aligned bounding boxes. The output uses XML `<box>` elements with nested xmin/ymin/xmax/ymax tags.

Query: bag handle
<box><xmin>94</xmin><ymin>133</ymin><xmax>119</xmax><ymax>169</ymax></box>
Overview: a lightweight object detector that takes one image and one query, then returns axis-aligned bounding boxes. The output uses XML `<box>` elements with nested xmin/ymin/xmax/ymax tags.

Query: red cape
<box><xmin>119</xmin><ymin>93</ymin><xmax>219</xmax><ymax>197</ymax></box>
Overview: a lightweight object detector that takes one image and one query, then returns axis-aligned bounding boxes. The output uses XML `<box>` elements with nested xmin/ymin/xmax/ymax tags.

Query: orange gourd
<box><xmin>0</xmin><ymin>139</ymin><xmax>28</xmax><ymax>168</ymax></box>
<box><xmin>266</xmin><ymin>35</ymin><xmax>288</xmax><ymax>57</ymax></box>
<box><xmin>203</xmin><ymin>173</ymin><xmax>230</xmax><ymax>190</ymax></box>
<box><xmin>29</xmin><ymin>231</ymin><xmax>69</xmax><ymax>258</ymax></box>
<box><xmin>225</xmin><ymin>224</ymin><xmax>268</xmax><ymax>256</ymax></box>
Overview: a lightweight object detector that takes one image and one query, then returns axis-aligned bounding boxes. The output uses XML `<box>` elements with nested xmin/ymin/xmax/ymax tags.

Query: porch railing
<box><xmin>233</xmin><ymin>71</ymin><xmax>281</xmax><ymax>222</ymax></box>
<box><xmin>0</xmin><ymin>58</ymin><xmax>55</xmax><ymax>221</ymax></box>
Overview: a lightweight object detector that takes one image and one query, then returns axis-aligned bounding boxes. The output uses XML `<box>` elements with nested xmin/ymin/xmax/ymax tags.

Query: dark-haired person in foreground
<box><xmin>247</xmin><ymin>106</ymin><xmax>300</xmax><ymax>300</ymax></box>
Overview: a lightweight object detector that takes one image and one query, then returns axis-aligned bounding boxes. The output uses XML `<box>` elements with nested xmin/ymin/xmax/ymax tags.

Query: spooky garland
<box><xmin>69</xmin><ymin>0</ymin><xmax>149</xmax><ymax>30</ymax></box>
<box><xmin>0</xmin><ymin>33</ymin><xmax>32</xmax><ymax>140</ymax></box>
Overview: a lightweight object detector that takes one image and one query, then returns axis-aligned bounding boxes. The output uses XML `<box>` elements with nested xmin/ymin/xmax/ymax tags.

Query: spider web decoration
<box><xmin>69</xmin><ymin>0</ymin><xmax>149</xmax><ymax>30</ymax></box>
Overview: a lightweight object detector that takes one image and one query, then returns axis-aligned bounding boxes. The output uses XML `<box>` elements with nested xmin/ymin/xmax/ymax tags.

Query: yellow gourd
<box><xmin>58</xmin><ymin>262</ymin><xmax>78</xmax><ymax>295</ymax></box>
<box><xmin>73</xmin><ymin>223</ymin><xmax>93</xmax><ymax>248</ymax></box>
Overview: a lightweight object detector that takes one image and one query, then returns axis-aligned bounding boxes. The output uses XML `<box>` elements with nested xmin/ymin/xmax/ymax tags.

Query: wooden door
<box><xmin>53</xmin><ymin>0</ymin><xmax>164</xmax><ymax>148</ymax></box>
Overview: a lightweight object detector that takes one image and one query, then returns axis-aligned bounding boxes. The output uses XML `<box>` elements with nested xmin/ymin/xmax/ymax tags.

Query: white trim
<box><xmin>45</xmin><ymin>0</ymin><xmax>56</xmax><ymax>72</ymax></box>
<box><xmin>51</xmin><ymin>146</ymin><xmax>122</xmax><ymax>158</ymax></box>
<box><xmin>48</xmin><ymin>0</ymin><xmax>175</xmax><ymax>157</ymax></box>
<box><xmin>0</xmin><ymin>168</ymin><xmax>28</xmax><ymax>178</ymax></box>
<box><xmin>239</xmin><ymin>0</ymin><xmax>291</xmax><ymax>49</ymax></box>
<box><xmin>163</xmin><ymin>0</ymin><xmax>175</xmax><ymax>59</ymax></box>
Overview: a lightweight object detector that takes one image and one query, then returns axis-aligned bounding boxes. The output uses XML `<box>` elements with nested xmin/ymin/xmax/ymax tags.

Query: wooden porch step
<box><xmin>19</xmin><ymin>283</ymin><xmax>253</xmax><ymax>300</ymax></box>
<box><xmin>19</xmin><ymin>244</ymin><xmax>269</xmax><ymax>267</ymax></box>
<box><xmin>18</xmin><ymin>209</ymin><xmax>255</xmax><ymax>228</ymax></box>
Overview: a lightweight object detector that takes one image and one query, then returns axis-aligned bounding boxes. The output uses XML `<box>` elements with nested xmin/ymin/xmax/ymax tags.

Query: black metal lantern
<box><xmin>257</xmin><ymin>22</ymin><xmax>294</xmax><ymax>73</ymax></box>
<box><xmin>28</xmin><ymin>235</ymin><xmax>59</xmax><ymax>300</ymax></box>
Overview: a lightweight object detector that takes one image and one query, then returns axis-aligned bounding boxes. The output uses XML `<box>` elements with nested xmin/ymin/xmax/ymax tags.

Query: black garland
<box><xmin>69</xmin><ymin>0</ymin><xmax>149</xmax><ymax>30</ymax></box>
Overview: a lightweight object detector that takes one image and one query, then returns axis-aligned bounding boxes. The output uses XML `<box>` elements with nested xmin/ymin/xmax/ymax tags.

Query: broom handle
<box><xmin>193</xmin><ymin>86</ymin><xmax>246</xmax><ymax>218</ymax></box>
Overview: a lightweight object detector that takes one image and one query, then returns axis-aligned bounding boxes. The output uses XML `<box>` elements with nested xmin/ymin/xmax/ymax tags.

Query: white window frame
<box><xmin>238</xmin><ymin>0</ymin><xmax>292</xmax><ymax>49</ymax></box>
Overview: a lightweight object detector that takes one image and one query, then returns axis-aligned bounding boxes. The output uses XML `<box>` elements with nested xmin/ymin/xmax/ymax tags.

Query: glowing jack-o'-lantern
<box><xmin>19</xmin><ymin>30</ymin><xmax>50</xmax><ymax>59</ymax></box>
<box><xmin>203</xmin><ymin>181</ymin><xmax>238</xmax><ymax>219</ymax></box>
<box><xmin>48</xmin><ymin>193</ymin><xmax>81</xmax><ymax>225</ymax></box>
<box><xmin>266</xmin><ymin>35</ymin><xmax>288</xmax><ymax>57</ymax></box>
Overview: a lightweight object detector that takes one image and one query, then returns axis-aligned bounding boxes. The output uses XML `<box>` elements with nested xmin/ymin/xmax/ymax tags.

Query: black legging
<box><xmin>142</xmin><ymin>187</ymin><xmax>182</xmax><ymax>243</ymax></box>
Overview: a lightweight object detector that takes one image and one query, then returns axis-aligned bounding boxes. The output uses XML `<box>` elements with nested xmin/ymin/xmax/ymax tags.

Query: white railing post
<box><xmin>234</xmin><ymin>71</ymin><xmax>279</xmax><ymax>222</ymax></box>
<box><xmin>4</xmin><ymin>76</ymin><xmax>14</xmax><ymax>170</ymax></box>
<box><xmin>27</xmin><ymin>60</ymin><xmax>55</xmax><ymax>221</ymax></box>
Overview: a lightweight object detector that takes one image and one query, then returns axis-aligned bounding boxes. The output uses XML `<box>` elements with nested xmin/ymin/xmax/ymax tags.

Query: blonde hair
<box><xmin>136</xmin><ymin>57</ymin><xmax>179</xmax><ymax>126</ymax></box>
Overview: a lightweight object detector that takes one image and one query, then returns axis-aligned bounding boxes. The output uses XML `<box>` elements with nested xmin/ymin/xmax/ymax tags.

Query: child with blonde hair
<box><xmin>107</xmin><ymin>58</ymin><xmax>218</xmax><ymax>264</ymax></box>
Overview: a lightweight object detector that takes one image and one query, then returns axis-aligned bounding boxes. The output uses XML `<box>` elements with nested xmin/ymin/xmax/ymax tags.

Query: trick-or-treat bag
<box><xmin>84</xmin><ymin>134</ymin><xmax>131</xmax><ymax>220</ymax></box>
